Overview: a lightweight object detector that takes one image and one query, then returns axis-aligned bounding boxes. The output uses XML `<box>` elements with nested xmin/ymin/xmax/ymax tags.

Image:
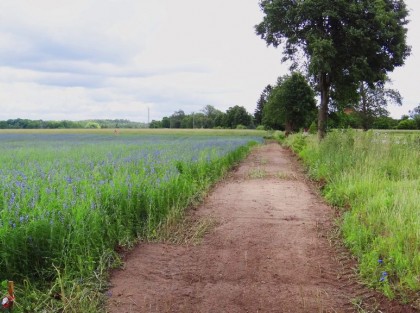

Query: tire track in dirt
<box><xmin>107</xmin><ymin>142</ymin><xmax>417</xmax><ymax>313</ymax></box>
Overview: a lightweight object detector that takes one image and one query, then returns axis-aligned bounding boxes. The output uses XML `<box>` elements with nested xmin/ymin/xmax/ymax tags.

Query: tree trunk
<box><xmin>285</xmin><ymin>120</ymin><xmax>293</xmax><ymax>136</ymax></box>
<box><xmin>317</xmin><ymin>72</ymin><xmax>330</xmax><ymax>140</ymax></box>
<box><xmin>360</xmin><ymin>82</ymin><xmax>369</xmax><ymax>131</ymax></box>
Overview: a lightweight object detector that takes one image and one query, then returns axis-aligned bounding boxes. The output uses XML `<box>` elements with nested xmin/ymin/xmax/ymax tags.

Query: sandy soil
<box><xmin>107</xmin><ymin>142</ymin><xmax>417</xmax><ymax>313</ymax></box>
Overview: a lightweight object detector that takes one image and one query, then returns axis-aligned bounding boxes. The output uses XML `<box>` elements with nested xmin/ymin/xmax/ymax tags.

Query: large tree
<box><xmin>201</xmin><ymin>105</ymin><xmax>224</xmax><ymax>128</ymax></box>
<box><xmin>225</xmin><ymin>105</ymin><xmax>253</xmax><ymax>128</ymax></box>
<box><xmin>263</xmin><ymin>72</ymin><xmax>316</xmax><ymax>132</ymax></box>
<box><xmin>256</xmin><ymin>0</ymin><xmax>410</xmax><ymax>139</ymax></box>
<box><xmin>170</xmin><ymin>110</ymin><xmax>186</xmax><ymax>128</ymax></box>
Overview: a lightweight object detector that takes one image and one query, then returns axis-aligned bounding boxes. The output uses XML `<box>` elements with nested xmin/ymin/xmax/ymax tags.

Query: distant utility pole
<box><xmin>147</xmin><ymin>107</ymin><xmax>150</xmax><ymax>125</ymax></box>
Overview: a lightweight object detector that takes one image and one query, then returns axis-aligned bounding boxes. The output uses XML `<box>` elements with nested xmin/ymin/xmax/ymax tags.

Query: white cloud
<box><xmin>0</xmin><ymin>0</ymin><xmax>418</xmax><ymax>122</ymax></box>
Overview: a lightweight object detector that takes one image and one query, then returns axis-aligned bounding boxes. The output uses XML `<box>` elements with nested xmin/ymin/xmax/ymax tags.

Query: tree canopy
<box><xmin>225</xmin><ymin>105</ymin><xmax>253</xmax><ymax>129</ymax></box>
<box><xmin>263</xmin><ymin>72</ymin><xmax>316</xmax><ymax>132</ymax></box>
<box><xmin>0</xmin><ymin>119</ymin><xmax>148</xmax><ymax>129</ymax></box>
<box><xmin>254</xmin><ymin>85</ymin><xmax>273</xmax><ymax>126</ymax></box>
<box><xmin>256</xmin><ymin>0</ymin><xmax>410</xmax><ymax>138</ymax></box>
<box><xmin>150</xmin><ymin>105</ymin><xmax>253</xmax><ymax>129</ymax></box>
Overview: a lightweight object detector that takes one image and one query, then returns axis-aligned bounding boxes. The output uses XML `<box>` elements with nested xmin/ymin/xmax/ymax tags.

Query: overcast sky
<box><xmin>0</xmin><ymin>0</ymin><xmax>418</xmax><ymax>122</ymax></box>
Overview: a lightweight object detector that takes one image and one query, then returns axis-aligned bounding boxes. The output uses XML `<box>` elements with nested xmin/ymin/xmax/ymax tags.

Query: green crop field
<box><xmin>0</xmin><ymin>129</ymin><xmax>263</xmax><ymax>312</ymax></box>
<box><xmin>284</xmin><ymin>130</ymin><xmax>420</xmax><ymax>301</ymax></box>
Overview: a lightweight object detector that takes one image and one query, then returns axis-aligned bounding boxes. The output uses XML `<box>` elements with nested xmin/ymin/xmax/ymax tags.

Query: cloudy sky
<box><xmin>0</xmin><ymin>0</ymin><xmax>418</xmax><ymax>122</ymax></box>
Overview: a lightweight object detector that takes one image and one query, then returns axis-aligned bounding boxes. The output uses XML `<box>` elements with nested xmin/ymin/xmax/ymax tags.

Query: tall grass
<box><xmin>284</xmin><ymin>130</ymin><xmax>420</xmax><ymax>300</ymax></box>
<box><xmin>0</xmin><ymin>132</ymin><xmax>261</xmax><ymax>311</ymax></box>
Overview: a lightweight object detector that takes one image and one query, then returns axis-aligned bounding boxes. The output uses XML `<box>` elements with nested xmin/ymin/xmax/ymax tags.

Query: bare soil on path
<box><xmin>107</xmin><ymin>142</ymin><xmax>416</xmax><ymax>313</ymax></box>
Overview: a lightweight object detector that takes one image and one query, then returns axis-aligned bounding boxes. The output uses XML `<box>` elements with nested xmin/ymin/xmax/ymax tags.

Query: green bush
<box><xmin>397</xmin><ymin>119</ymin><xmax>416</xmax><ymax>130</ymax></box>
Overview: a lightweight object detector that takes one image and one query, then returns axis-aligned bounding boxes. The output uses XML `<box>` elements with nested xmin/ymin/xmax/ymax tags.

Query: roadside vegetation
<box><xmin>283</xmin><ymin>130</ymin><xmax>420</xmax><ymax>302</ymax></box>
<box><xmin>0</xmin><ymin>130</ymin><xmax>262</xmax><ymax>312</ymax></box>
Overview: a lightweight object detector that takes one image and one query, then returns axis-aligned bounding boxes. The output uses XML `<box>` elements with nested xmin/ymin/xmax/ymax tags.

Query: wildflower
<box><xmin>379</xmin><ymin>271</ymin><xmax>388</xmax><ymax>282</ymax></box>
<box><xmin>8</xmin><ymin>192</ymin><xmax>16</xmax><ymax>207</ymax></box>
<box><xmin>378</xmin><ymin>259</ymin><xmax>383</xmax><ymax>265</ymax></box>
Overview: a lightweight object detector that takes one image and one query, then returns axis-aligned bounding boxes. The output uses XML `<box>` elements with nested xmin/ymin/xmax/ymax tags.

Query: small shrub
<box><xmin>236</xmin><ymin>124</ymin><xmax>247</xmax><ymax>129</ymax></box>
<box><xmin>396</xmin><ymin>119</ymin><xmax>416</xmax><ymax>130</ymax></box>
<box><xmin>308</xmin><ymin>121</ymin><xmax>317</xmax><ymax>134</ymax></box>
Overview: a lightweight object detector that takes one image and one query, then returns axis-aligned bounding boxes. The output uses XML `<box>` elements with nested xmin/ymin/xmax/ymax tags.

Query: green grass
<box><xmin>0</xmin><ymin>130</ymin><xmax>263</xmax><ymax>312</ymax></box>
<box><xmin>284</xmin><ymin>130</ymin><xmax>420</xmax><ymax>302</ymax></box>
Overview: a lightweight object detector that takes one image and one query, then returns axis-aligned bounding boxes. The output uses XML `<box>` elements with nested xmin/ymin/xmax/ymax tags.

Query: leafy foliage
<box><xmin>224</xmin><ymin>105</ymin><xmax>253</xmax><ymax>129</ymax></box>
<box><xmin>256</xmin><ymin>0</ymin><xmax>410</xmax><ymax>138</ymax></box>
<box><xmin>409</xmin><ymin>104</ymin><xmax>420</xmax><ymax>129</ymax></box>
<box><xmin>0</xmin><ymin>119</ymin><xmax>149</xmax><ymax>129</ymax></box>
<box><xmin>254</xmin><ymin>85</ymin><xmax>273</xmax><ymax>126</ymax></box>
<box><xmin>263</xmin><ymin>72</ymin><xmax>316</xmax><ymax>131</ymax></box>
<box><xmin>152</xmin><ymin>105</ymin><xmax>252</xmax><ymax>129</ymax></box>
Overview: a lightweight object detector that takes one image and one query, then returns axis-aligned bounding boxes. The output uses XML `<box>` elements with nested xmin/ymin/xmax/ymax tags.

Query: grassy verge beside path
<box><xmin>283</xmin><ymin>130</ymin><xmax>420</xmax><ymax>303</ymax></box>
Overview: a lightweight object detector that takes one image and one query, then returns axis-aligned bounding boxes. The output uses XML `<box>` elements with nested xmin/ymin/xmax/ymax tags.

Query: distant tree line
<box><xmin>149</xmin><ymin>105</ymin><xmax>254</xmax><ymax>129</ymax></box>
<box><xmin>0</xmin><ymin>119</ymin><xmax>148</xmax><ymax>129</ymax></box>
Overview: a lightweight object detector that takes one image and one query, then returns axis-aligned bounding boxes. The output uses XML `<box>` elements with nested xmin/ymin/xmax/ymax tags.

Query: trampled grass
<box><xmin>284</xmin><ymin>130</ymin><xmax>420</xmax><ymax>301</ymax></box>
<box><xmin>0</xmin><ymin>130</ymin><xmax>262</xmax><ymax>311</ymax></box>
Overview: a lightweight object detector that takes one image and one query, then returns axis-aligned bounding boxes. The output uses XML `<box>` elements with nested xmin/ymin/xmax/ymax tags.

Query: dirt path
<box><xmin>107</xmin><ymin>142</ymin><xmax>415</xmax><ymax>313</ymax></box>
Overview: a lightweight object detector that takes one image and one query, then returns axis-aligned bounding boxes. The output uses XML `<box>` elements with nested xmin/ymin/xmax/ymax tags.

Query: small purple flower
<box><xmin>378</xmin><ymin>259</ymin><xmax>383</xmax><ymax>265</ymax></box>
<box><xmin>379</xmin><ymin>271</ymin><xmax>388</xmax><ymax>282</ymax></box>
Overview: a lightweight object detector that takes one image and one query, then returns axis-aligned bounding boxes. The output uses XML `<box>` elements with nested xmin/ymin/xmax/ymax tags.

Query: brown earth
<box><xmin>107</xmin><ymin>142</ymin><xmax>417</xmax><ymax>313</ymax></box>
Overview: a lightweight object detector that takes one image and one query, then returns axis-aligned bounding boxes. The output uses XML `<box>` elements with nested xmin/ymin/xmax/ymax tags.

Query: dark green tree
<box><xmin>409</xmin><ymin>104</ymin><xmax>420</xmax><ymax>129</ymax></box>
<box><xmin>169</xmin><ymin>110</ymin><xmax>185</xmax><ymax>128</ymax></box>
<box><xmin>263</xmin><ymin>72</ymin><xmax>316</xmax><ymax>132</ymax></box>
<box><xmin>149</xmin><ymin>120</ymin><xmax>162</xmax><ymax>128</ymax></box>
<box><xmin>372</xmin><ymin>116</ymin><xmax>398</xmax><ymax>129</ymax></box>
<box><xmin>397</xmin><ymin>118</ymin><xmax>416</xmax><ymax>129</ymax></box>
<box><xmin>254</xmin><ymin>85</ymin><xmax>273</xmax><ymax>126</ymax></box>
<box><xmin>214</xmin><ymin>112</ymin><xmax>227</xmax><ymax>128</ymax></box>
<box><xmin>256</xmin><ymin>0</ymin><xmax>410</xmax><ymax>139</ymax></box>
<box><xmin>181</xmin><ymin>113</ymin><xmax>206</xmax><ymax>128</ymax></box>
<box><xmin>225</xmin><ymin>106</ymin><xmax>253</xmax><ymax>128</ymax></box>
<box><xmin>162</xmin><ymin>117</ymin><xmax>170</xmax><ymax>128</ymax></box>
<box><xmin>201</xmin><ymin>105</ymin><xmax>224</xmax><ymax>128</ymax></box>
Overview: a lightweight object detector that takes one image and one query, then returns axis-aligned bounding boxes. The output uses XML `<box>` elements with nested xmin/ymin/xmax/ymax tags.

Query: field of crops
<box><xmin>0</xmin><ymin>130</ymin><xmax>262</xmax><ymax>311</ymax></box>
<box><xmin>284</xmin><ymin>130</ymin><xmax>420</xmax><ymax>300</ymax></box>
